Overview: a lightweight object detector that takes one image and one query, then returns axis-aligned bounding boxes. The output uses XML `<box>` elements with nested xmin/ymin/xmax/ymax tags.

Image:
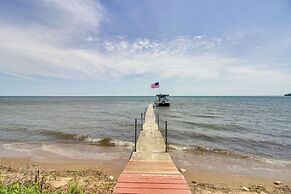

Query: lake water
<box><xmin>0</xmin><ymin>96</ymin><xmax>290</xmax><ymax>177</ymax></box>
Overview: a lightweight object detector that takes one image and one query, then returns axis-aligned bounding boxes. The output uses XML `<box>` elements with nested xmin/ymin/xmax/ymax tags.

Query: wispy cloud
<box><xmin>48</xmin><ymin>0</ymin><xmax>103</xmax><ymax>25</ymax></box>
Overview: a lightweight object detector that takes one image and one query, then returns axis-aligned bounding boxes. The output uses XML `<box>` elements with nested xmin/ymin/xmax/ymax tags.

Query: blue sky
<box><xmin>0</xmin><ymin>0</ymin><xmax>291</xmax><ymax>96</ymax></box>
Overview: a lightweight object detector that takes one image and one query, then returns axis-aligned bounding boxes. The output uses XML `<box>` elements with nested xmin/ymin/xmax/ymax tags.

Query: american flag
<box><xmin>151</xmin><ymin>82</ymin><xmax>159</xmax><ymax>89</ymax></box>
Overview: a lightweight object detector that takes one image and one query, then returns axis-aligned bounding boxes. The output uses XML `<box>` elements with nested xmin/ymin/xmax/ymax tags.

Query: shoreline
<box><xmin>1</xmin><ymin>156</ymin><xmax>290</xmax><ymax>193</ymax></box>
<box><xmin>0</xmin><ymin>156</ymin><xmax>127</xmax><ymax>178</ymax></box>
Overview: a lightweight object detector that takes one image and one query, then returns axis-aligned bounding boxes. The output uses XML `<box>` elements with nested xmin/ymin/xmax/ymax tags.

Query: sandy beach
<box><xmin>1</xmin><ymin>155</ymin><xmax>290</xmax><ymax>194</ymax></box>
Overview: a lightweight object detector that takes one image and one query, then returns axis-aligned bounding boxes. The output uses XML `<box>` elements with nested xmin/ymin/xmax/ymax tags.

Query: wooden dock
<box><xmin>114</xmin><ymin>104</ymin><xmax>191</xmax><ymax>194</ymax></box>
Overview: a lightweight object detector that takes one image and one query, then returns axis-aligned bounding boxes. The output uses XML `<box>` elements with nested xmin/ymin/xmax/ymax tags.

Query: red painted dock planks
<box><xmin>114</xmin><ymin>187</ymin><xmax>190</xmax><ymax>194</ymax></box>
<box><xmin>118</xmin><ymin>174</ymin><xmax>187</xmax><ymax>184</ymax></box>
<box><xmin>114</xmin><ymin>188</ymin><xmax>190</xmax><ymax>194</ymax></box>
<box><xmin>114</xmin><ymin>160</ymin><xmax>191</xmax><ymax>194</ymax></box>
<box><xmin>114</xmin><ymin>174</ymin><xmax>190</xmax><ymax>194</ymax></box>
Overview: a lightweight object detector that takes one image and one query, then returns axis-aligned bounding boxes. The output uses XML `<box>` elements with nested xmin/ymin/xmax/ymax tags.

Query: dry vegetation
<box><xmin>0</xmin><ymin>165</ymin><xmax>116</xmax><ymax>194</ymax></box>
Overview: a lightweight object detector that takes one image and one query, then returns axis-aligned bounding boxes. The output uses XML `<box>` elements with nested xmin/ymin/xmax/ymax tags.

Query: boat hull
<box><xmin>155</xmin><ymin>102</ymin><xmax>170</xmax><ymax>107</ymax></box>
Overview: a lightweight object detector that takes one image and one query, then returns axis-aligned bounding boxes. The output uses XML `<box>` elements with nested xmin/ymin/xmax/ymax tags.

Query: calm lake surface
<box><xmin>0</xmin><ymin>96</ymin><xmax>290</xmax><ymax>169</ymax></box>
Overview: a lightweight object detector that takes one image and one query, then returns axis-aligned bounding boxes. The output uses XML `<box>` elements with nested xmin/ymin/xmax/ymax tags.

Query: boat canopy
<box><xmin>156</xmin><ymin>94</ymin><xmax>169</xmax><ymax>97</ymax></box>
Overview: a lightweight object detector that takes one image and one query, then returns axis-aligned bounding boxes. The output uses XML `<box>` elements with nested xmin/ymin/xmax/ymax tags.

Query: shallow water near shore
<box><xmin>0</xmin><ymin>96</ymin><xmax>290</xmax><ymax>180</ymax></box>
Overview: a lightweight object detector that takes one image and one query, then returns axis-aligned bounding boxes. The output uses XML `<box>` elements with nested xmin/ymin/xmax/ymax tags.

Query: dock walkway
<box><xmin>114</xmin><ymin>104</ymin><xmax>191</xmax><ymax>194</ymax></box>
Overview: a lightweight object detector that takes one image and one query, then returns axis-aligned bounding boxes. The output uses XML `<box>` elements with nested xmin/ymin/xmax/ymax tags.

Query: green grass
<box><xmin>0</xmin><ymin>167</ymin><xmax>115</xmax><ymax>194</ymax></box>
<box><xmin>0</xmin><ymin>182</ymin><xmax>40</xmax><ymax>194</ymax></box>
<box><xmin>0</xmin><ymin>181</ymin><xmax>85</xmax><ymax>194</ymax></box>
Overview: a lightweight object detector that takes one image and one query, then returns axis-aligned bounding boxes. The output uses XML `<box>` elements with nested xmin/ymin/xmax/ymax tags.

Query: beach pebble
<box><xmin>108</xmin><ymin>175</ymin><xmax>114</xmax><ymax>180</ymax></box>
<box><xmin>242</xmin><ymin>186</ymin><xmax>249</xmax><ymax>191</ymax></box>
<box><xmin>179</xmin><ymin>168</ymin><xmax>186</xmax><ymax>173</ymax></box>
<box><xmin>274</xmin><ymin>180</ymin><xmax>282</xmax><ymax>185</ymax></box>
<box><xmin>51</xmin><ymin>177</ymin><xmax>72</xmax><ymax>188</ymax></box>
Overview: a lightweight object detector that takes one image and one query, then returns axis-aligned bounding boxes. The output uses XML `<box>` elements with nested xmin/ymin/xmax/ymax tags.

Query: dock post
<box><xmin>141</xmin><ymin>113</ymin><xmax>143</xmax><ymax>130</ymax></box>
<box><xmin>165</xmin><ymin>120</ymin><xmax>168</xmax><ymax>152</ymax></box>
<box><xmin>135</xmin><ymin>118</ymin><xmax>137</xmax><ymax>152</ymax></box>
<box><xmin>157</xmin><ymin>114</ymin><xmax>160</xmax><ymax>129</ymax></box>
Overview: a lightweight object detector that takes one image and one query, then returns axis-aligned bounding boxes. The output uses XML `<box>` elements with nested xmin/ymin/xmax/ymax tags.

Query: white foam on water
<box><xmin>256</xmin><ymin>157</ymin><xmax>291</xmax><ymax>167</ymax></box>
<box><xmin>0</xmin><ymin>141</ymin><xmax>130</xmax><ymax>161</ymax></box>
<box><xmin>168</xmin><ymin>144</ymin><xmax>189</xmax><ymax>151</ymax></box>
<box><xmin>84</xmin><ymin>137</ymin><xmax>101</xmax><ymax>143</ymax></box>
<box><xmin>112</xmin><ymin>140</ymin><xmax>134</xmax><ymax>148</ymax></box>
<box><xmin>41</xmin><ymin>143</ymin><xmax>102</xmax><ymax>159</ymax></box>
<box><xmin>2</xmin><ymin>142</ymin><xmax>38</xmax><ymax>153</ymax></box>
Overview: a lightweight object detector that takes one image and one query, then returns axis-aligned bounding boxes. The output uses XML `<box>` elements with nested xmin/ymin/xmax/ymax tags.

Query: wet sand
<box><xmin>0</xmin><ymin>156</ymin><xmax>126</xmax><ymax>178</ymax></box>
<box><xmin>1</xmin><ymin>155</ymin><xmax>290</xmax><ymax>194</ymax></box>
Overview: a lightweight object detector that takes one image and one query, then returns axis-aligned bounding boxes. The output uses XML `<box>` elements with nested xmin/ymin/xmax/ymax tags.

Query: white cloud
<box><xmin>1</xmin><ymin>26</ymin><xmax>289</xmax><ymax>86</ymax></box>
<box><xmin>48</xmin><ymin>0</ymin><xmax>103</xmax><ymax>26</ymax></box>
<box><xmin>0</xmin><ymin>0</ymin><xmax>105</xmax><ymax>44</ymax></box>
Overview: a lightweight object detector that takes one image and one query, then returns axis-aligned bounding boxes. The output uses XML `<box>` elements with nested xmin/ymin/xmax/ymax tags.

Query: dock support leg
<box><xmin>165</xmin><ymin>121</ymin><xmax>168</xmax><ymax>152</ymax></box>
<box><xmin>135</xmin><ymin>118</ymin><xmax>137</xmax><ymax>152</ymax></box>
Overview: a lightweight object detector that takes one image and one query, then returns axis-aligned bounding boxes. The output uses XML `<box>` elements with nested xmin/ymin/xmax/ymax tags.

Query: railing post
<box><xmin>135</xmin><ymin>118</ymin><xmax>137</xmax><ymax>152</ymax></box>
<box><xmin>157</xmin><ymin>113</ymin><xmax>160</xmax><ymax>128</ymax></box>
<box><xmin>165</xmin><ymin>121</ymin><xmax>168</xmax><ymax>152</ymax></box>
<box><xmin>141</xmin><ymin>113</ymin><xmax>143</xmax><ymax>129</ymax></box>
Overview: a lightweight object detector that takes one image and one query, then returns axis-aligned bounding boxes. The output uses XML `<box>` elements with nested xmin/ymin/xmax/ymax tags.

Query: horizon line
<box><xmin>0</xmin><ymin>95</ymin><xmax>286</xmax><ymax>97</ymax></box>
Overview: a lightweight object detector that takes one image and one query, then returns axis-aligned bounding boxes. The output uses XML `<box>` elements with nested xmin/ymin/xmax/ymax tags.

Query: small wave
<box><xmin>0</xmin><ymin>127</ymin><xmax>28</xmax><ymax>131</ymax></box>
<box><xmin>38</xmin><ymin>131</ymin><xmax>134</xmax><ymax>148</ymax></box>
<box><xmin>192</xmin><ymin>114</ymin><xmax>224</xmax><ymax>119</ymax></box>
<box><xmin>168</xmin><ymin>144</ymin><xmax>250</xmax><ymax>159</ymax></box>
<box><xmin>184</xmin><ymin>121</ymin><xmax>227</xmax><ymax>131</ymax></box>
<box><xmin>186</xmin><ymin>146</ymin><xmax>250</xmax><ymax>159</ymax></box>
<box><xmin>183</xmin><ymin>121</ymin><xmax>247</xmax><ymax>133</ymax></box>
<box><xmin>168</xmin><ymin>115</ymin><xmax>181</xmax><ymax>118</ymax></box>
<box><xmin>189</xmin><ymin>133</ymin><xmax>218</xmax><ymax>141</ymax></box>
<box><xmin>169</xmin><ymin>144</ymin><xmax>291</xmax><ymax>167</ymax></box>
<box><xmin>39</xmin><ymin>130</ymin><xmax>88</xmax><ymax>141</ymax></box>
<box><xmin>1</xmin><ymin>141</ymin><xmax>128</xmax><ymax>160</ymax></box>
<box><xmin>85</xmin><ymin>137</ymin><xmax>115</xmax><ymax>146</ymax></box>
<box><xmin>14</xmin><ymin>127</ymin><xmax>28</xmax><ymax>131</ymax></box>
<box><xmin>85</xmin><ymin>137</ymin><xmax>134</xmax><ymax>148</ymax></box>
